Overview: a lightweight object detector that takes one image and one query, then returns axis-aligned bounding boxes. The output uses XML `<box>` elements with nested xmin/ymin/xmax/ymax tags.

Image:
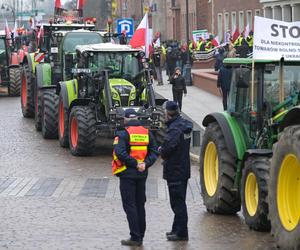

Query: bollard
<box><xmin>192</xmin><ymin>130</ymin><xmax>201</xmax><ymax>147</ymax></box>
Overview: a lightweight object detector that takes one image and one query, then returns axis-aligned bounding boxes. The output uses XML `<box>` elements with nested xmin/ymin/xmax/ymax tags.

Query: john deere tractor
<box><xmin>33</xmin><ymin>29</ymin><xmax>104</xmax><ymax>139</ymax></box>
<box><xmin>200</xmin><ymin>57</ymin><xmax>300</xmax><ymax>249</ymax></box>
<box><xmin>56</xmin><ymin>43</ymin><xmax>166</xmax><ymax>156</ymax></box>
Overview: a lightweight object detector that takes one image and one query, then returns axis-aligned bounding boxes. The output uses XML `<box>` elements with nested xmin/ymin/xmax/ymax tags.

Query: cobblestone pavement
<box><xmin>0</xmin><ymin>97</ymin><xmax>276</xmax><ymax>249</ymax></box>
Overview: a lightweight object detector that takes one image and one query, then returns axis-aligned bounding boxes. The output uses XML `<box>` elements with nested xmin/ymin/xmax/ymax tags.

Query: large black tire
<box><xmin>200</xmin><ymin>122</ymin><xmax>241</xmax><ymax>214</ymax></box>
<box><xmin>269</xmin><ymin>126</ymin><xmax>300</xmax><ymax>249</ymax></box>
<box><xmin>241</xmin><ymin>156</ymin><xmax>271</xmax><ymax>231</ymax></box>
<box><xmin>41</xmin><ymin>89</ymin><xmax>59</xmax><ymax>139</ymax></box>
<box><xmin>154</xmin><ymin>106</ymin><xmax>166</xmax><ymax>145</ymax></box>
<box><xmin>34</xmin><ymin>85</ymin><xmax>42</xmax><ymax>131</ymax></box>
<box><xmin>58</xmin><ymin>96</ymin><xmax>69</xmax><ymax>148</ymax></box>
<box><xmin>8</xmin><ymin>67</ymin><xmax>21</xmax><ymax>96</ymax></box>
<box><xmin>69</xmin><ymin>106</ymin><xmax>96</xmax><ymax>156</ymax></box>
<box><xmin>21</xmin><ymin>64</ymin><xmax>34</xmax><ymax>118</ymax></box>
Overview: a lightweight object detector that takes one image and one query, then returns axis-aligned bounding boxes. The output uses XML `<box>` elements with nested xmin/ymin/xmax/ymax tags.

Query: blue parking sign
<box><xmin>116</xmin><ymin>18</ymin><xmax>134</xmax><ymax>38</ymax></box>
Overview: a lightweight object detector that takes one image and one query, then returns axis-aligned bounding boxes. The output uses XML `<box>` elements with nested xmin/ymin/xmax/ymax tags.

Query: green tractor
<box><xmin>21</xmin><ymin>21</ymin><xmax>96</xmax><ymax>118</ymax></box>
<box><xmin>200</xmin><ymin>57</ymin><xmax>300</xmax><ymax>248</ymax></box>
<box><xmin>57</xmin><ymin>43</ymin><xmax>166</xmax><ymax>156</ymax></box>
<box><xmin>34</xmin><ymin>29</ymin><xmax>105</xmax><ymax>139</ymax></box>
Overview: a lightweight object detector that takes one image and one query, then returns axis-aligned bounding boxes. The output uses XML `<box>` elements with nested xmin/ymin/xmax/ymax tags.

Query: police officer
<box><xmin>112</xmin><ymin>109</ymin><xmax>158</xmax><ymax>246</ymax></box>
<box><xmin>158</xmin><ymin>101</ymin><xmax>193</xmax><ymax>241</ymax></box>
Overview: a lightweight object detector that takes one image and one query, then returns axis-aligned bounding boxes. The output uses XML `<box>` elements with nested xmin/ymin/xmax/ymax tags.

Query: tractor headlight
<box><xmin>130</xmin><ymin>101</ymin><xmax>135</xmax><ymax>106</ymax></box>
<box><xmin>112</xmin><ymin>92</ymin><xmax>118</xmax><ymax>99</ymax></box>
<box><xmin>79</xmin><ymin>86</ymin><xmax>87</xmax><ymax>97</ymax></box>
<box><xmin>114</xmin><ymin>101</ymin><xmax>120</xmax><ymax>107</ymax></box>
<box><xmin>130</xmin><ymin>92</ymin><xmax>136</xmax><ymax>99</ymax></box>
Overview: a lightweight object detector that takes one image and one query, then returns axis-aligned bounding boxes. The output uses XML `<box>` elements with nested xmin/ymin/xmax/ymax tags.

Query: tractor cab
<box><xmin>72</xmin><ymin>43</ymin><xmax>162</xmax><ymax>129</ymax></box>
<box><xmin>0</xmin><ymin>34</ymin><xmax>9</xmax><ymax>85</ymax></box>
<box><xmin>224</xmin><ymin>57</ymin><xmax>300</xmax><ymax>149</ymax></box>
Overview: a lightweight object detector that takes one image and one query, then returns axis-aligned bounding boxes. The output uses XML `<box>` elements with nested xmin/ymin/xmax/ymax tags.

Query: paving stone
<box><xmin>0</xmin><ymin>178</ymin><xmax>24</xmax><ymax>196</ymax></box>
<box><xmin>0</xmin><ymin>178</ymin><xmax>17</xmax><ymax>193</ymax></box>
<box><xmin>8</xmin><ymin>178</ymin><xmax>32</xmax><ymax>196</ymax></box>
<box><xmin>16</xmin><ymin>178</ymin><xmax>40</xmax><ymax>197</ymax></box>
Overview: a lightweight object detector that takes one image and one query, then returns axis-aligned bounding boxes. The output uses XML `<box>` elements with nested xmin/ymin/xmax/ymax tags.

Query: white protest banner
<box><xmin>192</xmin><ymin>29</ymin><xmax>209</xmax><ymax>42</ymax></box>
<box><xmin>253</xmin><ymin>16</ymin><xmax>300</xmax><ymax>61</ymax></box>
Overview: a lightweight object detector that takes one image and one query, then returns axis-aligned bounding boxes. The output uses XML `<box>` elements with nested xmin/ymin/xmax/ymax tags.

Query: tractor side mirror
<box><xmin>236</xmin><ymin>68</ymin><xmax>250</xmax><ymax>88</ymax></box>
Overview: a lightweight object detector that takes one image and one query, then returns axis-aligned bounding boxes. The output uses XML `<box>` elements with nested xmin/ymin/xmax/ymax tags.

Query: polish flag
<box><xmin>77</xmin><ymin>0</ymin><xmax>86</xmax><ymax>9</ymax></box>
<box><xmin>55</xmin><ymin>0</ymin><xmax>61</xmax><ymax>9</ymax></box>
<box><xmin>5</xmin><ymin>19</ymin><xmax>10</xmax><ymax>40</ymax></box>
<box><xmin>211</xmin><ymin>36</ymin><xmax>219</xmax><ymax>47</ymax></box>
<box><xmin>232</xmin><ymin>25</ymin><xmax>239</xmax><ymax>42</ymax></box>
<box><xmin>244</xmin><ymin>23</ymin><xmax>250</xmax><ymax>38</ymax></box>
<box><xmin>129</xmin><ymin>13</ymin><xmax>151</xmax><ymax>57</ymax></box>
<box><xmin>12</xmin><ymin>21</ymin><xmax>18</xmax><ymax>38</ymax></box>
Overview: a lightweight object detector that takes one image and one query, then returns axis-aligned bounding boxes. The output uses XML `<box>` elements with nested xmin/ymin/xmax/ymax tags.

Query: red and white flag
<box><xmin>211</xmin><ymin>36</ymin><xmax>219</xmax><ymax>47</ymax></box>
<box><xmin>232</xmin><ymin>25</ymin><xmax>239</xmax><ymax>42</ymax></box>
<box><xmin>5</xmin><ymin>19</ymin><xmax>10</xmax><ymax>40</ymax></box>
<box><xmin>129</xmin><ymin>13</ymin><xmax>151</xmax><ymax>57</ymax></box>
<box><xmin>244</xmin><ymin>23</ymin><xmax>250</xmax><ymax>38</ymax></box>
<box><xmin>77</xmin><ymin>0</ymin><xmax>86</xmax><ymax>9</ymax></box>
<box><xmin>55</xmin><ymin>0</ymin><xmax>61</xmax><ymax>9</ymax></box>
<box><xmin>12</xmin><ymin>22</ymin><xmax>18</xmax><ymax>39</ymax></box>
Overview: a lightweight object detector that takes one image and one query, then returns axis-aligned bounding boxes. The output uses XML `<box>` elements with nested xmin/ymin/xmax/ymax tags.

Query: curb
<box><xmin>190</xmin><ymin>152</ymin><xmax>200</xmax><ymax>164</ymax></box>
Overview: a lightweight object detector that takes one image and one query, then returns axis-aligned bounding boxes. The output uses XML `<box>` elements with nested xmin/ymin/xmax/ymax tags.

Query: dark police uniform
<box><xmin>159</xmin><ymin>101</ymin><xmax>193</xmax><ymax>240</ymax></box>
<box><xmin>113</xmin><ymin>111</ymin><xmax>158</xmax><ymax>245</ymax></box>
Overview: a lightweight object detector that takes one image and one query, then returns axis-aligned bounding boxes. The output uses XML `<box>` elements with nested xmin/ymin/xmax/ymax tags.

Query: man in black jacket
<box><xmin>170</xmin><ymin>67</ymin><xmax>187</xmax><ymax>111</ymax></box>
<box><xmin>113</xmin><ymin>109</ymin><xmax>158</xmax><ymax>246</ymax></box>
<box><xmin>159</xmin><ymin>101</ymin><xmax>193</xmax><ymax>241</ymax></box>
<box><xmin>217</xmin><ymin>65</ymin><xmax>232</xmax><ymax>110</ymax></box>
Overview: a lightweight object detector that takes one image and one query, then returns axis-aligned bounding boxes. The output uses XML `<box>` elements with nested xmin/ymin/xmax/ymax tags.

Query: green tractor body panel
<box><xmin>41</xmin><ymin>63</ymin><xmax>52</xmax><ymax>86</ymax></box>
<box><xmin>106</xmin><ymin>78</ymin><xmax>136</xmax><ymax>107</ymax></box>
<box><xmin>222</xmin><ymin>112</ymin><xmax>248</xmax><ymax>161</ymax></box>
<box><xmin>140</xmin><ymin>88</ymin><xmax>147</xmax><ymax>103</ymax></box>
<box><xmin>29</xmin><ymin>52</ymin><xmax>38</xmax><ymax>74</ymax></box>
<box><xmin>65</xmin><ymin>79</ymin><xmax>78</xmax><ymax>106</ymax></box>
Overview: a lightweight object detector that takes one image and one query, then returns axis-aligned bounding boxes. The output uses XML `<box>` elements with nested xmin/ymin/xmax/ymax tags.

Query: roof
<box><xmin>36</xmin><ymin>23</ymin><xmax>95</xmax><ymax>28</ymax></box>
<box><xmin>76</xmin><ymin>43</ymin><xmax>142</xmax><ymax>53</ymax></box>
<box><xmin>53</xmin><ymin>29</ymin><xmax>104</xmax><ymax>36</ymax></box>
<box><xmin>223</xmin><ymin>58</ymin><xmax>275</xmax><ymax>64</ymax></box>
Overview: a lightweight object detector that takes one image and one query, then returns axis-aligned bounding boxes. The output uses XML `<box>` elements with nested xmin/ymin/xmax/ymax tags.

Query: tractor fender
<box><xmin>57</xmin><ymin>82</ymin><xmax>70</xmax><ymax>110</ymax></box>
<box><xmin>243</xmin><ymin>149</ymin><xmax>273</xmax><ymax>163</ymax></box>
<box><xmin>17</xmin><ymin>49</ymin><xmax>26</xmax><ymax>63</ymax></box>
<box><xmin>279</xmin><ymin>106</ymin><xmax>300</xmax><ymax>131</ymax></box>
<box><xmin>69</xmin><ymin>99</ymin><xmax>91</xmax><ymax>114</ymax></box>
<box><xmin>35</xmin><ymin>63</ymin><xmax>52</xmax><ymax>89</ymax></box>
<box><xmin>8</xmin><ymin>64</ymin><xmax>20</xmax><ymax>69</ymax></box>
<box><xmin>10</xmin><ymin>52</ymin><xmax>20</xmax><ymax>66</ymax></box>
<box><xmin>203</xmin><ymin>112</ymin><xmax>247</xmax><ymax>160</ymax></box>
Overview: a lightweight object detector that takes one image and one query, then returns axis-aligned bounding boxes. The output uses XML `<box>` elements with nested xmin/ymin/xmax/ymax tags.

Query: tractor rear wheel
<box><xmin>21</xmin><ymin>64</ymin><xmax>34</xmax><ymax>117</ymax></box>
<box><xmin>69</xmin><ymin>106</ymin><xmax>96</xmax><ymax>156</ymax></box>
<box><xmin>8</xmin><ymin>67</ymin><xmax>21</xmax><ymax>96</ymax></box>
<box><xmin>41</xmin><ymin>89</ymin><xmax>59</xmax><ymax>139</ymax></box>
<box><xmin>200</xmin><ymin>122</ymin><xmax>241</xmax><ymax>214</ymax></box>
<box><xmin>58</xmin><ymin>96</ymin><xmax>69</xmax><ymax>148</ymax></box>
<box><xmin>34</xmin><ymin>87</ymin><xmax>42</xmax><ymax>131</ymax></box>
<box><xmin>269</xmin><ymin>126</ymin><xmax>300</xmax><ymax>249</ymax></box>
<box><xmin>241</xmin><ymin>156</ymin><xmax>271</xmax><ymax>231</ymax></box>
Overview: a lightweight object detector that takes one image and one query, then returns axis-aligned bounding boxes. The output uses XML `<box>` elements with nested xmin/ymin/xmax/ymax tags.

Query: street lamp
<box><xmin>185</xmin><ymin>0</ymin><xmax>192</xmax><ymax>86</ymax></box>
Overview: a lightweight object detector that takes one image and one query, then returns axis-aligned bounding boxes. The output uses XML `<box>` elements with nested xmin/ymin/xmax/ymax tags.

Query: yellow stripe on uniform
<box><xmin>130</xmin><ymin>146</ymin><xmax>148</xmax><ymax>151</ymax></box>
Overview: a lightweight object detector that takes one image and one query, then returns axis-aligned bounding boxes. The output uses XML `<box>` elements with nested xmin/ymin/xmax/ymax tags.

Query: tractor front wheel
<box><xmin>58</xmin><ymin>96</ymin><xmax>69</xmax><ymax>148</ymax></box>
<box><xmin>241</xmin><ymin>156</ymin><xmax>271</xmax><ymax>231</ymax></box>
<box><xmin>20</xmin><ymin>65</ymin><xmax>34</xmax><ymax>117</ymax></box>
<box><xmin>41</xmin><ymin>89</ymin><xmax>59</xmax><ymax>139</ymax></box>
<box><xmin>9</xmin><ymin>67</ymin><xmax>21</xmax><ymax>96</ymax></box>
<box><xmin>69</xmin><ymin>106</ymin><xmax>96</xmax><ymax>156</ymax></box>
<box><xmin>200</xmin><ymin>122</ymin><xmax>241</xmax><ymax>214</ymax></box>
<box><xmin>269</xmin><ymin>126</ymin><xmax>300</xmax><ymax>249</ymax></box>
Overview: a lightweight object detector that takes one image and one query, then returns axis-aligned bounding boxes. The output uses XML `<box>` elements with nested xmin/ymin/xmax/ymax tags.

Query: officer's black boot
<box><xmin>121</xmin><ymin>238</ymin><xmax>143</xmax><ymax>246</ymax></box>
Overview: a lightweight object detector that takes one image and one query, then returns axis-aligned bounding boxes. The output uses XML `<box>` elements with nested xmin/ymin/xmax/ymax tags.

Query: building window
<box><xmin>246</xmin><ymin>10</ymin><xmax>253</xmax><ymax>30</ymax></box>
<box><xmin>218</xmin><ymin>13</ymin><xmax>223</xmax><ymax>40</ymax></box>
<box><xmin>239</xmin><ymin>11</ymin><xmax>244</xmax><ymax>32</ymax></box>
<box><xmin>231</xmin><ymin>12</ymin><xmax>237</xmax><ymax>31</ymax></box>
<box><xmin>224</xmin><ymin>12</ymin><xmax>229</xmax><ymax>34</ymax></box>
<box><xmin>255</xmin><ymin>9</ymin><xmax>260</xmax><ymax>17</ymax></box>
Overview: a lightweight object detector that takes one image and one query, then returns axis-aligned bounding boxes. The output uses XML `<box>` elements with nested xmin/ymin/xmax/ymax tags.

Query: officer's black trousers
<box><xmin>172</xmin><ymin>88</ymin><xmax>183</xmax><ymax>111</ymax></box>
<box><xmin>120</xmin><ymin>178</ymin><xmax>146</xmax><ymax>241</ymax></box>
<box><xmin>167</xmin><ymin>180</ymin><xmax>188</xmax><ymax>237</ymax></box>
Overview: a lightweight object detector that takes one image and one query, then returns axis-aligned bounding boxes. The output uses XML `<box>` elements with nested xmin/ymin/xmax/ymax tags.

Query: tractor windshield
<box><xmin>90</xmin><ymin>52</ymin><xmax>139</xmax><ymax>79</ymax></box>
<box><xmin>264</xmin><ymin>64</ymin><xmax>300</xmax><ymax>108</ymax></box>
<box><xmin>63</xmin><ymin>32</ymin><xmax>103</xmax><ymax>53</ymax></box>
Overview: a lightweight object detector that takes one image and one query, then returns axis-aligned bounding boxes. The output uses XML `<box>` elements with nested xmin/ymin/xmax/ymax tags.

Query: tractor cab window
<box><xmin>264</xmin><ymin>64</ymin><xmax>280</xmax><ymax>108</ymax></box>
<box><xmin>0</xmin><ymin>38</ymin><xmax>6</xmax><ymax>50</ymax></box>
<box><xmin>283</xmin><ymin>65</ymin><xmax>300</xmax><ymax>97</ymax></box>
<box><xmin>228</xmin><ymin>66</ymin><xmax>252</xmax><ymax>115</ymax></box>
<box><xmin>63</xmin><ymin>32</ymin><xmax>103</xmax><ymax>53</ymax></box>
<box><xmin>90</xmin><ymin>52</ymin><xmax>139</xmax><ymax>80</ymax></box>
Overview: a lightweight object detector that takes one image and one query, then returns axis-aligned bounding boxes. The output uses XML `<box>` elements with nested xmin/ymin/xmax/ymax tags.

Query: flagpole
<box><xmin>185</xmin><ymin>0</ymin><xmax>192</xmax><ymax>86</ymax></box>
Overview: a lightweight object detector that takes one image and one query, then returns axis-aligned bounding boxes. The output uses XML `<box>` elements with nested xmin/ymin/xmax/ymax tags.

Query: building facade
<box><xmin>261</xmin><ymin>0</ymin><xmax>300</xmax><ymax>21</ymax></box>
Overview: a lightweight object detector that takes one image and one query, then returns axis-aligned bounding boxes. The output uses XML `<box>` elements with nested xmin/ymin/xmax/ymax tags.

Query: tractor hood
<box><xmin>109</xmin><ymin>78</ymin><xmax>136</xmax><ymax>107</ymax></box>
